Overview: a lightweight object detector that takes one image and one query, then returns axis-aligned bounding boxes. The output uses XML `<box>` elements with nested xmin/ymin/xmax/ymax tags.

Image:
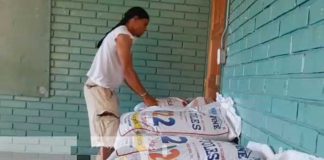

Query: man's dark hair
<box><xmin>96</xmin><ymin>7</ymin><xmax>149</xmax><ymax>48</ymax></box>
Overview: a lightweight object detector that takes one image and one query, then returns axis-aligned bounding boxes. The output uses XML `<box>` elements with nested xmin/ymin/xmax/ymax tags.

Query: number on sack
<box><xmin>153</xmin><ymin>117</ymin><xmax>175</xmax><ymax>126</ymax></box>
<box><xmin>161</xmin><ymin>136</ymin><xmax>188</xmax><ymax>144</ymax></box>
<box><xmin>149</xmin><ymin>149</ymin><xmax>180</xmax><ymax>160</ymax></box>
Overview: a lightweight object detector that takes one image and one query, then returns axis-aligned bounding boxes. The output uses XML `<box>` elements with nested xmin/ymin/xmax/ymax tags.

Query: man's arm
<box><xmin>116</xmin><ymin>34</ymin><xmax>157</xmax><ymax>106</ymax></box>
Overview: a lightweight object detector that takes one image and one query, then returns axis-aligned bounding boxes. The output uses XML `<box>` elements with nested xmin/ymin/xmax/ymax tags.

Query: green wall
<box><xmin>0</xmin><ymin>0</ymin><xmax>211</xmax><ymax>156</ymax></box>
<box><xmin>222</xmin><ymin>0</ymin><xmax>324</xmax><ymax>157</ymax></box>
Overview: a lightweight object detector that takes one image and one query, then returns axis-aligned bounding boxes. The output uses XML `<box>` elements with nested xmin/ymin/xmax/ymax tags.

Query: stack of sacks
<box><xmin>118</xmin><ymin>95</ymin><xmax>240</xmax><ymax>141</ymax></box>
<box><xmin>110</xmin><ymin>94</ymin><xmax>264</xmax><ymax>160</ymax></box>
<box><xmin>111</xmin><ymin>95</ymin><xmax>324</xmax><ymax>160</ymax></box>
<box><xmin>108</xmin><ymin>135</ymin><xmax>266</xmax><ymax>160</ymax></box>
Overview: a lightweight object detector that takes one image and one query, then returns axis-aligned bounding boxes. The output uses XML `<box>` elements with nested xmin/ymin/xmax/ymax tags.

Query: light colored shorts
<box><xmin>83</xmin><ymin>79</ymin><xmax>120</xmax><ymax>147</ymax></box>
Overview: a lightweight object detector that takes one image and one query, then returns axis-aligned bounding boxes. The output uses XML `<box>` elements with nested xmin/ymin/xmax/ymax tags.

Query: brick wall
<box><xmin>0</xmin><ymin>0</ymin><xmax>211</xmax><ymax>156</ymax></box>
<box><xmin>222</xmin><ymin>0</ymin><xmax>324</xmax><ymax>156</ymax></box>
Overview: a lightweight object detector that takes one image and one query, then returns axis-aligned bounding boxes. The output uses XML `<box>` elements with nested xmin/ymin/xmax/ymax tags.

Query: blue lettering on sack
<box><xmin>209</xmin><ymin>115</ymin><xmax>222</xmax><ymax>129</ymax></box>
<box><xmin>200</xmin><ymin>139</ymin><xmax>220</xmax><ymax>160</ymax></box>
<box><xmin>189</xmin><ymin>112</ymin><xmax>202</xmax><ymax>130</ymax></box>
<box><xmin>236</xmin><ymin>146</ymin><xmax>252</xmax><ymax>158</ymax></box>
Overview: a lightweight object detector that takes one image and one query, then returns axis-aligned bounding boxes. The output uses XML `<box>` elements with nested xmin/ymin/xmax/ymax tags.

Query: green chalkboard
<box><xmin>0</xmin><ymin>0</ymin><xmax>50</xmax><ymax>97</ymax></box>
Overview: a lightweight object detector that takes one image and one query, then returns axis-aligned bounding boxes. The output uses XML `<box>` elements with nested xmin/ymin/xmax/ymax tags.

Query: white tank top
<box><xmin>86</xmin><ymin>25</ymin><xmax>136</xmax><ymax>90</ymax></box>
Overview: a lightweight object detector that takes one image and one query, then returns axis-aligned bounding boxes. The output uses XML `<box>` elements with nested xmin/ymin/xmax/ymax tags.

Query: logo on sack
<box><xmin>209</xmin><ymin>108</ymin><xmax>218</xmax><ymax>115</ymax></box>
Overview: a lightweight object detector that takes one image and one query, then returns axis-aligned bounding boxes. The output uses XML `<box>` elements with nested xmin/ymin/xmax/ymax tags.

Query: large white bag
<box><xmin>109</xmin><ymin>135</ymin><xmax>265</xmax><ymax>160</ymax></box>
<box><xmin>118</xmin><ymin>99</ymin><xmax>241</xmax><ymax>141</ymax></box>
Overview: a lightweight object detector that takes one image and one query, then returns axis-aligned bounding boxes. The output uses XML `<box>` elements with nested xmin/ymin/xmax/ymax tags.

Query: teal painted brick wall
<box><xmin>223</xmin><ymin>0</ymin><xmax>324</xmax><ymax>157</ymax></box>
<box><xmin>0</xmin><ymin>0</ymin><xmax>211</xmax><ymax>156</ymax></box>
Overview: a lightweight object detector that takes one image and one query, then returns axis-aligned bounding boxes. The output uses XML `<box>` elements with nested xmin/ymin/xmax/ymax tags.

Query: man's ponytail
<box><xmin>96</xmin><ymin>7</ymin><xmax>149</xmax><ymax>48</ymax></box>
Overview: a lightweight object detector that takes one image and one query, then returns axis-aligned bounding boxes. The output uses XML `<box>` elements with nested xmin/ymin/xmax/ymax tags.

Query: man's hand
<box><xmin>143</xmin><ymin>94</ymin><xmax>158</xmax><ymax>106</ymax></box>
